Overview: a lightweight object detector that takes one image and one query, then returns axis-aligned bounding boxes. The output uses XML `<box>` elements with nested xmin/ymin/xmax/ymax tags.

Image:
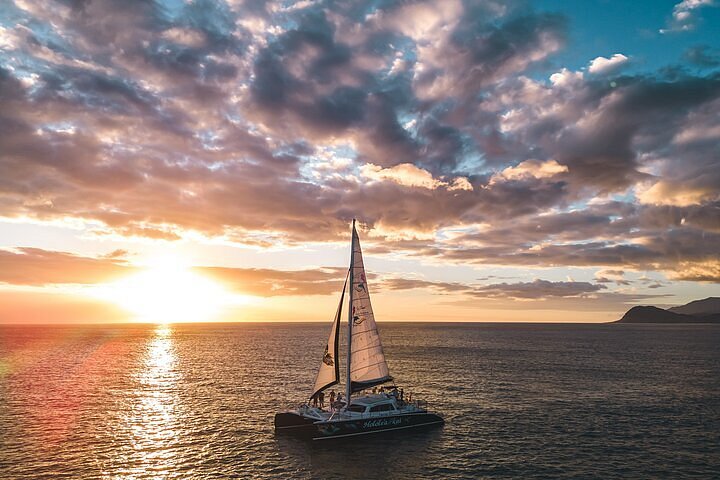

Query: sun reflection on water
<box><xmin>122</xmin><ymin>324</ymin><xmax>182</xmax><ymax>477</ymax></box>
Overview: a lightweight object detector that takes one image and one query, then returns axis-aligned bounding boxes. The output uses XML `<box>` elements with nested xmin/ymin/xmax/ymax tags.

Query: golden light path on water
<box><xmin>114</xmin><ymin>324</ymin><xmax>182</xmax><ymax>478</ymax></box>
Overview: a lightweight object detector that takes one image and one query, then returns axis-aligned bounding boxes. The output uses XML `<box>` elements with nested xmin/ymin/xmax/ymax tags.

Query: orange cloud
<box><xmin>0</xmin><ymin>248</ymin><xmax>134</xmax><ymax>286</ymax></box>
<box><xmin>196</xmin><ymin>266</ymin><xmax>347</xmax><ymax>296</ymax></box>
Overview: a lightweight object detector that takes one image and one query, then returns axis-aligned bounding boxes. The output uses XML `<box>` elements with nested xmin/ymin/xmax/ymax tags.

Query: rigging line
<box><xmin>352</xmin><ymin>328</ymin><xmax>378</xmax><ymax>337</ymax></box>
<box><xmin>350</xmin><ymin>344</ymin><xmax>381</xmax><ymax>354</ymax></box>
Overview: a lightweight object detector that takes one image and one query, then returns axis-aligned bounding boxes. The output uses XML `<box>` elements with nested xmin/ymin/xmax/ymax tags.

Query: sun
<box><xmin>93</xmin><ymin>256</ymin><xmax>237</xmax><ymax>323</ymax></box>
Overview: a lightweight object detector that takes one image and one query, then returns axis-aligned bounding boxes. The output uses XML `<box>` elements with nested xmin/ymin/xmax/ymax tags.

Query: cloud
<box><xmin>660</xmin><ymin>0</ymin><xmax>715</xmax><ymax>33</ymax></box>
<box><xmin>360</xmin><ymin>163</ymin><xmax>472</xmax><ymax>191</ymax></box>
<box><xmin>197</xmin><ymin>266</ymin><xmax>348</xmax><ymax>296</ymax></box>
<box><xmin>490</xmin><ymin>159</ymin><xmax>568</xmax><ymax>184</ymax></box>
<box><xmin>0</xmin><ymin>245</ymin><xmax>696</xmax><ymax>319</ymax></box>
<box><xmin>0</xmin><ymin>248</ymin><xmax>133</xmax><ymax>286</ymax></box>
<box><xmin>588</xmin><ymin>54</ymin><xmax>629</xmax><ymax>75</ymax></box>
<box><xmin>636</xmin><ymin>179</ymin><xmax>719</xmax><ymax>206</ymax></box>
<box><xmin>377</xmin><ymin>277</ymin><xmax>471</xmax><ymax>293</ymax></box>
<box><xmin>668</xmin><ymin>260</ymin><xmax>720</xmax><ymax>281</ymax></box>
<box><xmin>471</xmin><ymin>279</ymin><xmax>605</xmax><ymax>299</ymax></box>
<box><xmin>0</xmin><ymin>246</ymin><xmax>347</xmax><ymax>296</ymax></box>
<box><xmin>412</xmin><ymin>11</ymin><xmax>567</xmax><ymax>101</ymax></box>
<box><xmin>355</xmin><ymin>275</ymin><xmax>619</xmax><ymax>305</ymax></box>
<box><xmin>161</xmin><ymin>27</ymin><xmax>207</xmax><ymax>48</ymax></box>
<box><xmin>594</xmin><ymin>269</ymin><xmax>631</xmax><ymax>285</ymax></box>
<box><xmin>0</xmin><ymin>0</ymin><xmax>718</xmax><ymax>290</ymax></box>
<box><xmin>683</xmin><ymin>45</ymin><xmax>720</xmax><ymax>67</ymax></box>
<box><xmin>360</xmin><ymin>163</ymin><xmax>444</xmax><ymax>189</ymax></box>
<box><xmin>549</xmin><ymin>68</ymin><xmax>583</xmax><ymax>87</ymax></box>
<box><xmin>373</xmin><ymin>276</ymin><xmax>627</xmax><ymax>305</ymax></box>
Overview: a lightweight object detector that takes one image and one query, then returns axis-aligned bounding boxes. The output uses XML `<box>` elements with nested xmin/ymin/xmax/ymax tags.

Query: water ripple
<box><xmin>1</xmin><ymin>323</ymin><xmax>719</xmax><ymax>479</ymax></box>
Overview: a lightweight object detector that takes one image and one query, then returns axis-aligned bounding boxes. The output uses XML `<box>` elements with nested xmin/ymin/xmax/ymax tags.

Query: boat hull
<box><xmin>274</xmin><ymin>412</ymin><xmax>319</xmax><ymax>436</ymax></box>
<box><xmin>275</xmin><ymin>411</ymin><xmax>444</xmax><ymax>440</ymax></box>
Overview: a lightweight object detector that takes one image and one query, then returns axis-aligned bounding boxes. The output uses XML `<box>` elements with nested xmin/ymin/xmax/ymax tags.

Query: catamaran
<box><xmin>274</xmin><ymin>220</ymin><xmax>444</xmax><ymax>440</ymax></box>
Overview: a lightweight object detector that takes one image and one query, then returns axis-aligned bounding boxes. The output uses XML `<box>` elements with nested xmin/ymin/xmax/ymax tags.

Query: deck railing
<box><xmin>296</xmin><ymin>392</ymin><xmax>432</xmax><ymax>420</ymax></box>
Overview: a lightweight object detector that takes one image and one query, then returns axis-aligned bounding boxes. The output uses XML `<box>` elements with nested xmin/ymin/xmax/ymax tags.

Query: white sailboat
<box><xmin>274</xmin><ymin>220</ymin><xmax>444</xmax><ymax>440</ymax></box>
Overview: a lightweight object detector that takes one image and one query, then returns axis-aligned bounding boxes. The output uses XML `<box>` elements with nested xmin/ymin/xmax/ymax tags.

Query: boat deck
<box><xmin>294</xmin><ymin>393</ymin><xmax>429</xmax><ymax>423</ymax></box>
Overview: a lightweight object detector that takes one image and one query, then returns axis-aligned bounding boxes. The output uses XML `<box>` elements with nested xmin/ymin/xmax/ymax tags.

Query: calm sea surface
<box><xmin>1</xmin><ymin>322</ymin><xmax>719</xmax><ymax>479</ymax></box>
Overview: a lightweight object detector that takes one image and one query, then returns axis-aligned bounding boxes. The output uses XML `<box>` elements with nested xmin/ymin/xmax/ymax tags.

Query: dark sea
<box><xmin>1</xmin><ymin>322</ymin><xmax>719</xmax><ymax>479</ymax></box>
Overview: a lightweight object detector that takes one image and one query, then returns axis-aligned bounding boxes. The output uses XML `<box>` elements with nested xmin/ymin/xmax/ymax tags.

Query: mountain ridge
<box><xmin>668</xmin><ymin>297</ymin><xmax>720</xmax><ymax>315</ymax></box>
<box><xmin>616</xmin><ymin>297</ymin><xmax>720</xmax><ymax>323</ymax></box>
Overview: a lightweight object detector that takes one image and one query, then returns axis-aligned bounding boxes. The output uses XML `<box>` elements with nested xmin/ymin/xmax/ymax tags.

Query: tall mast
<box><xmin>344</xmin><ymin>218</ymin><xmax>355</xmax><ymax>409</ymax></box>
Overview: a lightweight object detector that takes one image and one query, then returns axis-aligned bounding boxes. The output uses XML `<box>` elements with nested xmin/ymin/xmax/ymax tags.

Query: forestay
<box><xmin>348</xmin><ymin>223</ymin><xmax>392</xmax><ymax>392</ymax></box>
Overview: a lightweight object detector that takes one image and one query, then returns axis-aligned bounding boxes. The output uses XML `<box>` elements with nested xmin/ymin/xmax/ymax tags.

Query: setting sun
<box><xmin>92</xmin><ymin>257</ymin><xmax>237</xmax><ymax>323</ymax></box>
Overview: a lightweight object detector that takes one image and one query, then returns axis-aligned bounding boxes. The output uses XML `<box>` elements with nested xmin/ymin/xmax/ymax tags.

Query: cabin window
<box><xmin>369</xmin><ymin>403</ymin><xmax>395</xmax><ymax>412</ymax></box>
<box><xmin>348</xmin><ymin>405</ymin><xmax>365</xmax><ymax>413</ymax></box>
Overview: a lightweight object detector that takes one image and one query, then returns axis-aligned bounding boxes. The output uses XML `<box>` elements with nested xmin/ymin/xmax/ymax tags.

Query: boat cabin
<box><xmin>346</xmin><ymin>394</ymin><xmax>399</xmax><ymax>415</ymax></box>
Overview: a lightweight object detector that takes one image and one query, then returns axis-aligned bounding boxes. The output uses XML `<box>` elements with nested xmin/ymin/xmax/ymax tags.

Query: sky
<box><xmin>0</xmin><ymin>0</ymin><xmax>719</xmax><ymax>324</ymax></box>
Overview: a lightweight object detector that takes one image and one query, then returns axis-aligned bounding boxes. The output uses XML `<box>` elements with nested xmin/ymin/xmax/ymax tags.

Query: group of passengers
<box><xmin>372</xmin><ymin>385</ymin><xmax>410</xmax><ymax>404</ymax></box>
<box><xmin>310</xmin><ymin>385</ymin><xmax>413</xmax><ymax>411</ymax></box>
<box><xmin>311</xmin><ymin>390</ymin><xmax>344</xmax><ymax>409</ymax></box>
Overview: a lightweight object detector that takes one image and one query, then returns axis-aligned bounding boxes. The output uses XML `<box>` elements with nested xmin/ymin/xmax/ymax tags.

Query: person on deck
<box><xmin>312</xmin><ymin>394</ymin><xmax>318</xmax><ymax>407</ymax></box>
<box><xmin>329</xmin><ymin>390</ymin><xmax>336</xmax><ymax>405</ymax></box>
<box><xmin>319</xmin><ymin>391</ymin><xmax>325</xmax><ymax>409</ymax></box>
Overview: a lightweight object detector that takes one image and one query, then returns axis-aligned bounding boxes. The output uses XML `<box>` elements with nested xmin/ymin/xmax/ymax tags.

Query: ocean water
<box><xmin>1</xmin><ymin>322</ymin><xmax>719</xmax><ymax>479</ymax></box>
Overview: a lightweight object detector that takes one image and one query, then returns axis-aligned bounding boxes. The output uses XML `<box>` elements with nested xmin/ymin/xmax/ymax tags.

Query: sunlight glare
<box><xmin>94</xmin><ymin>256</ymin><xmax>240</xmax><ymax>323</ymax></box>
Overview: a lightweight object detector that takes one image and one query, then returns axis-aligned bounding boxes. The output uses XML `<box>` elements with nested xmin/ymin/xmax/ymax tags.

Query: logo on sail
<box><xmin>353</xmin><ymin>315</ymin><xmax>365</xmax><ymax>326</ymax></box>
<box><xmin>322</xmin><ymin>345</ymin><xmax>333</xmax><ymax>366</ymax></box>
<box><xmin>355</xmin><ymin>283</ymin><xmax>366</xmax><ymax>293</ymax></box>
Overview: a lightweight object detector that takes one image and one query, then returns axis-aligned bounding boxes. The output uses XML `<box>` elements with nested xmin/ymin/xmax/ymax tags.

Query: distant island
<box><xmin>616</xmin><ymin>297</ymin><xmax>720</xmax><ymax>323</ymax></box>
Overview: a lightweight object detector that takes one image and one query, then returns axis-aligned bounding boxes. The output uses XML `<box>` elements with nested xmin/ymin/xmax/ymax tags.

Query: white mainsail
<box><xmin>310</xmin><ymin>273</ymin><xmax>347</xmax><ymax>400</ymax></box>
<box><xmin>348</xmin><ymin>222</ymin><xmax>392</xmax><ymax>392</ymax></box>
